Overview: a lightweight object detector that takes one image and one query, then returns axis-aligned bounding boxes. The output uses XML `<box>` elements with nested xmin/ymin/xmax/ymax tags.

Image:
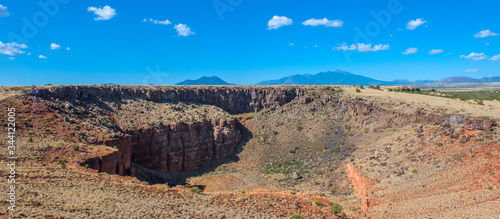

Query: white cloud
<box><xmin>474</xmin><ymin>30</ymin><xmax>498</xmax><ymax>38</ymax></box>
<box><xmin>88</xmin><ymin>5</ymin><xmax>116</xmax><ymax>20</ymax></box>
<box><xmin>485</xmin><ymin>43</ymin><xmax>490</xmax><ymax>45</ymax></box>
<box><xmin>50</xmin><ymin>43</ymin><xmax>61</xmax><ymax>50</ymax></box>
<box><xmin>460</xmin><ymin>52</ymin><xmax>487</xmax><ymax>61</ymax></box>
<box><xmin>314</xmin><ymin>45</ymin><xmax>318</xmax><ymax>48</ymax></box>
<box><xmin>429</xmin><ymin>49</ymin><xmax>444</xmax><ymax>54</ymax></box>
<box><xmin>406</xmin><ymin>18</ymin><xmax>427</xmax><ymax>30</ymax></box>
<box><xmin>142</xmin><ymin>18</ymin><xmax>171</xmax><ymax>25</ymax></box>
<box><xmin>289</xmin><ymin>43</ymin><xmax>294</xmax><ymax>46</ymax></box>
<box><xmin>267</xmin><ymin>16</ymin><xmax>292</xmax><ymax>30</ymax></box>
<box><xmin>66</xmin><ymin>47</ymin><xmax>70</xmax><ymax>50</ymax></box>
<box><xmin>302</xmin><ymin>18</ymin><xmax>343</xmax><ymax>27</ymax></box>
<box><xmin>0</xmin><ymin>4</ymin><xmax>9</xmax><ymax>17</ymax></box>
<box><xmin>0</xmin><ymin>41</ymin><xmax>28</xmax><ymax>56</ymax></box>
<box><xmin>490</xmin><ymin>54</ymin><xmax>500</xmax><ymax>61</ymax></box>
<box><xmin>38</xmin><ymin>55</ymin><xmax>47</xmax><ymax>59</ymax></box>
<box><xmin>174</xmin><ymin>24</ymin><xmax>195</xmax><ymax>36</ymax></box>
<box><xmin>465</xmin><ymin>69</ymin><xmax>478</xmax><ymax>73</ymax></box>
<box><xmin>335</xmin><ymin>43</ymin><xmax>389</xmax><ymax>52</ymax></box>
<box><xmin>8</xmin><ymin>57</ymin><xmax>14</xmax><ymax>60</ymax></box>
<box><xmin>402</xmin><ymin>47</ymin><xmax>418</xmax><ymax>55</ymax></box>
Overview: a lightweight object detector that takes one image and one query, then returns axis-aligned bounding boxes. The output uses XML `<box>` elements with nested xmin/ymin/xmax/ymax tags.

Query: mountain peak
<box><xmin>176</xmin><ymin>76</ymin><xmax>234</xmax><ymax>85</ymax></box>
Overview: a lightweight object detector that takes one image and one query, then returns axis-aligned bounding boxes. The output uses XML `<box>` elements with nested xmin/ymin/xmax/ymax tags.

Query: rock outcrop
<box><xmin>33</xmin><ymin>85</ymin><xmax>300</xmax><ymax>114</ymax></box>
<box><xmin>83</xmin><ymin>118</ymin><xmax>241</xmax><ymax>175</ymax></box>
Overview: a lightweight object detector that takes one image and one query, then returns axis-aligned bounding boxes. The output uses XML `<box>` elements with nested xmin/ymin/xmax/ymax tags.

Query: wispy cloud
<box><xmin>267</xmin><ymin>16</ymin><xmax>292</xmax><ymax>30</ymax></box>
<box><xmin>0</xmin><ymin>4</ymin><xmax>9</xmax><ymax>17</ymax></box>
<box><xmin>174</xmin><ymin>24</ymin><xmax>195</xmax><ymax>36</ymax></box>
<box><xmin>88</xmin><ymin>5</ymin><xmax>116</xmax><ymax>20</ymax></box>
<box><xmin>474</xmin><ymin>30</ymin><xmax>498</xmax><ymax>38</ymax></box>
<box><xmin>460</xmin><ymin>52</ymin><xmax>487</xmax><ymax>61</ymax></box>
<box><xmin>465</xmin><ymin>69</ymin><xmax>478</xmax><ymax>73</ymax></box>
<box><xmin>142</xmin><ymin>18</ymin><xmax>171</xmax><ymax>25</ymax></box>
<box><xmin>66</xmin><ymin>47</ymin><xmax>70</xmax><ymax>50</ymax></box>
<box><xmin>402</xmin><ymin>47</ymin><xmax>418</xmax><ymax>55</ymax></box>
<box><xmin>429</xmin><ymin>49</ymin><xmax>444</xmax><ymax>54</ymax></box>
<box><xmin>406</xmin><ymin>18</ymin><xmax>427</xmax><ymax>30</ymax></box>
<box><xmin>302</xmin><ymin>18</ymin><xmax>343</xmax><ymax>27</ymax></box>
<box><xmin>50</xmin><ymin>43</ymin><xmax>61</xmax><ymax>50</ymax></box>
<box><xmin>335</xmin><ymin>43</ymin><xmax>389</xmax><ymax>52</ymax></box>
<box><xmin>0</xmin><ymin>41</ymin><xmax>28</xmax><ymax>56</ymax></box>
<box><xmin>38</xmin><ymin>55</ymin><xmax>47</xmax><ymax>59</ymax></box>
<box><xmin>490</xmin><ymin>54</ymin><xmax>500</xmax><ymax>61</ymax></box>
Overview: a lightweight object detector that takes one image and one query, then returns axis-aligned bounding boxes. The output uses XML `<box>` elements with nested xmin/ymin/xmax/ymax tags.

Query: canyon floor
<box><xmin>0</xmin><ymin>85</ymin><xmax>499</xmax><ymax>218</ymax></box>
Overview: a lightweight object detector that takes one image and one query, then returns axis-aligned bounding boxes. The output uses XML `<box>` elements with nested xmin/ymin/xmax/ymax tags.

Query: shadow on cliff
<box><xmin>133</xmin><ymin>120</ymin><xmax>253</xmax><ymax>187</ymax></box>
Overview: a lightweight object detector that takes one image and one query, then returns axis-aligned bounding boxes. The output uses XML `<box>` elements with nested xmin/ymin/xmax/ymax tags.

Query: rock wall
<box><xmin>83</xmin><ymin>118</ymin><xmax>241</xmax><ymax>175</ymax></box>
<box><xmin>33</xmin><ymin>85</ymin><xmax>300</xmax><ymax>114</ymax></box>
<box><xmin>342</xmin><ymin>97</ymin><xmax>497</xmax><ymax>130</ymax></box>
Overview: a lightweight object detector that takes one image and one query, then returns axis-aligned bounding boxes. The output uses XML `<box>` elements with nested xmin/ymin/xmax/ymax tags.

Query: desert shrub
<box><xmin>289</xmin><ymin>149</ymin><xmax>296</xmax><ymax>154</ymax></box>
<box><xmin>312</xmin><ymin>200</ymin><xmax>322</xmax><ymax>206</ymax></box>
<box><xmin>344</xmin><ymin>125</ymin><xmax>351</xmax><ymax>130</ymax></box>
<box><xmin>356</xmin><ymin>88</ymin><xmax>361</xmax><ymax>93</ymax></box>
<box><xmin>73</xmin><ymin>145</ymin><xmax>79</xmax><ymax>151</ymax></box>
<box><xmin>296</xmin><ymin>122</ymin><xmax>303</xmax><ymax>131</ymax></box>
<box><xmin>59</xmin><ymin>161</ymin><xmax>66</xmax><ymax>169</ymax></box>
<box><xmin>487</xmin><ymin>186</ymin><xmax>493</xmax><ymax>190</ymax></box>
<box><xmin>290</xmin><ymin>213</ymin><xmax>301</xmax><ymax>219</ymax></box>
<box><xmin>190</xmin><ymin>187</ymin><xmax>202</xmax><ymax>194</ymax></box>
<box><xmin>331</xmin><ymin>203</ymin><xmax>343</xmax><ymax>215</ymax></box>
<box><xmin>28</xmin><ymin>137</ymin><xmax>33</xmax><ymax>142</ymax></box>
<box><xmin>359</xmin><ymin>85</ymin><xmax>364</xmax><ymax>89</ymax></box>
<box><xmin>84</xmin><ymin>164</ymin><xmax>89</xmax><ymax>169</ymax></box>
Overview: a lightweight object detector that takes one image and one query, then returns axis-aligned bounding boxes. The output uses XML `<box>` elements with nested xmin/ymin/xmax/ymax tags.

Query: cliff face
<box><xmin>33</xmin><ymin>85</ymin><xmax>300</xmax><ymax>114</ymax></box>
<box><xmin>83</xmin><ymin>118</ymin><xmax>241</xmax><ymax>175</ymax></box>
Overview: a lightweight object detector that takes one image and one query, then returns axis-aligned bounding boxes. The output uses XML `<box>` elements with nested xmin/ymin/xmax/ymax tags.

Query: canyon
<box><xmin>0</xmin><ymin>85</ymin><xmax>498</xmax><ymax>218</ymax></box>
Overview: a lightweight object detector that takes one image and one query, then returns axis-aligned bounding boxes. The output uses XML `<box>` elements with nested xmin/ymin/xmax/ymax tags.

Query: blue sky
<box><xmin>0</xmin><ymin>0</ymin><xmax>499</xmax><ymax>85</ymax></box>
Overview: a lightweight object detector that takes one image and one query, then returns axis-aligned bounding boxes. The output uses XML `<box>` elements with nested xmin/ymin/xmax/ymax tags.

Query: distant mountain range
<box><xmin>433</xmin><ymin>76</ymin><xmax>500</xmax><ymax>84</ymax></box>
<box><xmin>256</xmin><ymin>70</ymin><xmax>384</xmax><ymax>85</ymax></box>
<box><xmin>176</xmin><ymin>76</ymin><xmax>235</xmax><ymax>85</ymax></box>
<box><xmin>176</xmin><ymin>71</ymin><xmax>500</xmax><ymax>87</ymax></box>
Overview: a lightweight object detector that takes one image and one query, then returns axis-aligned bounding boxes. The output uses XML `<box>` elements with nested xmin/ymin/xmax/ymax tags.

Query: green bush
<box><xmin>190</xmin><ymin>187</ymin><xmax>202</xmax><ymax>194</ymax></box>
<box><xmin>331</xmin><ymin>203</ymin><xmax>343</xmax><ymax>215</ymax></box>
<box><xmin>59</xmin><ymin>161</ymin><xmax>66</xmax><ymax>169</ymax></box>
<box><xmin>356</xmin><ymin>88</ymin><xmax>361</xmax><ymax>93</ymax></box>
<box><xmin>73</xmin><ymin>145</ymin><xmax>79</xmax><ymax>151</ymax></box>
<box><xmin>290</xmin><ymin>213</ymin><xmax>301</xmax><ymax>219</ymax></box>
